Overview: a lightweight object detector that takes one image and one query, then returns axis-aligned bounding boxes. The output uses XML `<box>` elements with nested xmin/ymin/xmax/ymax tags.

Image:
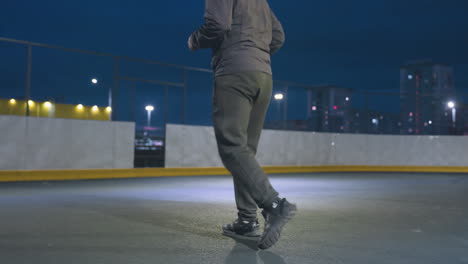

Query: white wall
<box><xmin>0</xmin><ymin>115</ymin><xmax>135</xmax><ymax>170</ymax></box>
<box><xmin>165</xmin><ymin>124</ymin><xmax>468</xmax><ymax>168</ymax></box>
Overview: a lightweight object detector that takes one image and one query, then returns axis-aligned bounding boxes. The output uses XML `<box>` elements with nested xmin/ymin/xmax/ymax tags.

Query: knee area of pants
<box><xmin>219</xmin><ymin>151</ymin><xmax>235</xmax><ymax>162</ymax></box>
<box><xmin>219</xmin><ymin>146</ymin><xmax>251</xmax><ymax>160</ymax></box>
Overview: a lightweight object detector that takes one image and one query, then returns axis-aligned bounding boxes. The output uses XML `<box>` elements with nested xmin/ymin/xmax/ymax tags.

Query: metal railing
<box><xmin>0</xmin><ymin>36</ymin><xmax>211</xmax><ymax>124</ymax></box>
<box><xmin>1</xmin><ymin>36</ymin><xmax>467</xmax><ymax>138</ymax></box>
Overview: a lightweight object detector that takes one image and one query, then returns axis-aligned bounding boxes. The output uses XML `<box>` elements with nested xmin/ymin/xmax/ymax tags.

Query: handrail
<box><xmin>0</xmin><ymin>36</ymin><xmax>212</xmax><ymax>73</ymax></box>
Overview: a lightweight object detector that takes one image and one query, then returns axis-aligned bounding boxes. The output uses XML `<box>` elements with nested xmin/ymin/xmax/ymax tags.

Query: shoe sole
<box><xmin>258</xmin><ymin>204</ymin><xmax>297</xmax><ymax>250</ymax></box>
<box><xmin>222</xmin><ymin>230</ymin><xmax>261</xmax><ymax>241</ymax></box>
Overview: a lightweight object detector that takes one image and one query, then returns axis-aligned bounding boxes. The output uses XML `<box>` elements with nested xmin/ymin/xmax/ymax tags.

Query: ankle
<box><xmin>264</xmin><ymin>197</ymin><xmax>282</xmax><ymax>212</ymax></box>
<box><xmin>238</xmin><ymin>214</ymin><xmax>257</xmax><ymax>223</ymax></box>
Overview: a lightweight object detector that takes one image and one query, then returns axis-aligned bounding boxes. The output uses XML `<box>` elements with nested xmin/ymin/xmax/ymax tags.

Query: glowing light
<box><xmin>372</xmin><ymin>118</ymin><xmax>378</xmax><ymax>125</ymax></box>
<box><xmin>77</xmin><ymin>104</ymin><xmax>84</xmax><ymax>110</ymax></box>
<box><xmin>91</xmin><ymin>78</ymin><xmax>98</xmax><ymax>84</ymax></box>
<box><xmin>91</xmin><ymin>105</ymin><xmax>99</xmax><ymax>112</ymax></box>
<box><xmin>408</xmin><ymin>74</ymin><xmax>413</xmax><ymax>80</ymax></box>
<box><xmin>333</xmin><ymin>105</ymin><xmax>338</xmax><ymax>110</ymax></box>
<box><xmin>44</xmin><ymin>101</ymin><xmax>52</xmax><ymax>108</ymax></box>
<box><xmin>312</xmin><ymin>106</ymin><xmax>317</xmax><ymax>111</ymax></box>
<box><xmin>274</xmin><ymin>93</ymin><xmax>284</xmax><ymax>100</ymax></box>
<box><xmin>409</xmin><ymin>112</ymin><xmax>413</xmax><ymax>117</ymax></box>
<box><xmin>345</xmin><ymin>97</ymin><xmax>350</xmax><ymax>101</ymax></box>
<box><xmin>145</xmin><ymin>105</ymin><xmax>154</xmax><ymax>112</ymax></box>
<box><xmin>428</xmin><ymin>120</ymin><xmax>432</xmax><ymax>125</ymax></box>
<box><xmin>9</xmin><ymin>99</ymin><xmax>16</xmax><ymax>104</ymax></box>
<box><xmin>28</xmin><ymin>100</ymin><xmax>34</xmax><ymax>106</ymax></box>
<box><xmin>106</xmin><ymin>106</ymin><xmax>112</xmax><ymax>112</ymax></box>
<box><xmin>447</xmin><ymin>101</ymin><xmax>455</xmax><ymax>109</ymax></box>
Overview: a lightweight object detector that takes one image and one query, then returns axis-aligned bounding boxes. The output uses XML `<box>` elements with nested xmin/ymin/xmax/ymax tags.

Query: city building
<box><xmin>400</xmin><ymin>61</ymin><xmax>455</xmax><ymax>135</ymax></box>
<box><xmin>306</xmin><ymin>85</ymin><xmax>353</xmax><ymax>133</ymax></box>
<box><xmin>457</xmin><ymin>102</ymin><xmax>468</xmax><ymax>135</ymax></box>
<box><xmin>348</xmin><ymin>108</ymin><xmax>400</xmax><ymax>134</ymax></box>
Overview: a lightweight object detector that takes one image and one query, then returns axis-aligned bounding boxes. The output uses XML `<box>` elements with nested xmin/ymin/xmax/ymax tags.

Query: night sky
<box><xmin>1</xmin><ymin>0</ymin><xmax>468</xmax><ymax>127</ymax></box>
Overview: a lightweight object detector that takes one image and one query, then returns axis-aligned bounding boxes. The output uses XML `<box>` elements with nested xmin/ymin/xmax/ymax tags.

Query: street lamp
<box><xmin>274</xmin><ymin>93</ymin><xmax>284</xmax><ymax>127</ymax></box>
<box><xmin>372</xmin><ymin>118</ymin><xmax>379</xmax><ymax>133</ymax></box>
<box><xmin>274</xmin><ymin>93</ymin><xmax>284</xmax><ymax>100</ymax></box>
<box><xmin>43</xmin><ymin>101</ymin><xmax>54</xmax><ymax>117</ymax></box>
<box><xmin>447</xmin><ymin>101</ymin><xmax>456</xmax><ymax>128</ymax></box>
<box><xmin>91</xmin><ymin>78</ymin><xmax>112</xmax><ymax>116</ymax></box>
<box><xmin>145</xmin><ymin>105</ymin><xmax>154</xmax><ymax>127</ymax></box>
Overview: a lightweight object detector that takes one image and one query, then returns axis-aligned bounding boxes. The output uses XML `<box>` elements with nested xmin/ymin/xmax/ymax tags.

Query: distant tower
<box><xmin>400</xmin><ymin>61</ymin><xmax>454</xmax><ymax>135</ymax></box>
<box><xmin>306</xmin><ymin>85</ymin><xmax>352</xmax><ymax>133</ymax></box>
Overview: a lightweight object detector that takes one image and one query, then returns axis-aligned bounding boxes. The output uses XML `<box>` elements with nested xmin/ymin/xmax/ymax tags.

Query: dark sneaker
<box><xmin>258</xmin><ymin>198</ymin><xmax>297</xmax><ymax>250</ymax></box>
<box><xmin>222</xmin><ymin>218</ymin><xmax>261</xmax><ymax>240</ymax></box>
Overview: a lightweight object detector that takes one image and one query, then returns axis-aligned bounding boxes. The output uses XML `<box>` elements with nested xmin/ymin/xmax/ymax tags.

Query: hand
<box><xmin>188</xmin><ymin>35</ymin><xmax>195</xmax><ymax>51</ymax></box>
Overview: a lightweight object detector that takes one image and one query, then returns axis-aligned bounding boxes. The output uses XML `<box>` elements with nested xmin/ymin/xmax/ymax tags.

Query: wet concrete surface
<box><xmin>1</xmin><ymin>172</ymin><xmax>467</xmax><ymax>263</ymax></box>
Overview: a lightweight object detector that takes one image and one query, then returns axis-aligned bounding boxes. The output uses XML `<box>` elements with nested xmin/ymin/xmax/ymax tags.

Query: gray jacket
<box><xmin>190</xmin><ymin>0</ymin><xmax>285</xmax><ymax>76</ymax></box>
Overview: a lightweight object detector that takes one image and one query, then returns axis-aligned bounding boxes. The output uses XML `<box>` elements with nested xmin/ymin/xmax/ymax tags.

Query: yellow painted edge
<box><xmin>0</xmin><ymin>165</ymin><xmax>467</xmax><ymax>182</ymax></box>
<box><xmin>263</xmin><ymin>165</ymin><xmax>468</xmax><ymax>174</ymax></box>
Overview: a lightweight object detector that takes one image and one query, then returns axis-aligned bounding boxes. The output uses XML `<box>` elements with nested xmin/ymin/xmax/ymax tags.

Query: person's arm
<box><xmin>189</xmin><ymin>0</ymin><xmax>234</xmax><ymax>51</ymax></box>
<box><xmin>270</xmin><ymin>10</ymin><xmax>285</xmax><ymax>55</ymax></box>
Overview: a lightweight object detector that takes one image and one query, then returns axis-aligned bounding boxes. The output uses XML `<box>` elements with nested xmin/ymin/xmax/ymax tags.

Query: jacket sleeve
<box><xmin>190</xmin><ymin>0</ymin><xmax>234</xmax><ymax>50</ymax></box>
<box><xmin>270</xmin><ymin>10</ymin><xmax>285</xmax><ymax>55</ymax></box>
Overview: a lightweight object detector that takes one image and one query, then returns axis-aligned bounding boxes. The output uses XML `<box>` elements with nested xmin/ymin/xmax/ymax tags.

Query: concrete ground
<box><xmin>0</xmin><ymin>172</ymin><xmax>467</xmax><ymax>264</ymax></box>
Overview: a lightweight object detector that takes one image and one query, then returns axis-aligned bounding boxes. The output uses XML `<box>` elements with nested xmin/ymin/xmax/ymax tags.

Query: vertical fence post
<box><xmin>364</xmin><ymin>92</ymin><xmax>369</xmax><ymax>134</ymax></box>
<box><xmin>164</xmin><ymin>85</ymin><xmax>169</xmax><ymax>128</ymax></box>
<box><xmin>276</xmin><ymin>100</ymin><xmax>281</xmax><ymax>127</ymax></box>
<box><xmin>130</xmin><ymin>82</ymin><xmax>136</xmax><ymax>122</ymax></box>
<box><xmin>284</xmin><ymin>85</ymin><xmax>288</xmax><ymax>129</ymax></box>
<box><xmin>25</xmin><ymin>44</ymin><xmax>32</xmax><ymax>117</ymax></box>
<box><xmin>112</xmin><ymin>57</ymin><xmax>119</xmax><ymax>121</ymax></box>
<box><xmin>108</xmin><ymin>88</ymin><xmax>112</xmax><ymax>112</ymax></box>
<box><xmin>182</xmin><ymin>69</ymin><xmax>187</xmax><ymax>124</ymax></box>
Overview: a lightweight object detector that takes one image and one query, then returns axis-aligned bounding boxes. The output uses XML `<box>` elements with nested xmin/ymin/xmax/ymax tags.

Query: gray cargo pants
<box><xmin>213</xmin><ymin>71</ymin><xmax>279</xmax><ymax>221</ymax></box>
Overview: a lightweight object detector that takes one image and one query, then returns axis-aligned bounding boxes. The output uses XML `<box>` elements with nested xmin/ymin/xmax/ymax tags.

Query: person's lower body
<box><xmin>212</xmin><ymin>71</ymin><xmax>297</xmax><ymax>249</ymax></box>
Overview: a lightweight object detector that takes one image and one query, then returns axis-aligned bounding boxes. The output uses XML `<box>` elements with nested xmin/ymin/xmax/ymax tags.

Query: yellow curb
<box><xmin>0</xmin><ymin>165</ymin><xmax>467</xmax><ymax>182</ymax></box>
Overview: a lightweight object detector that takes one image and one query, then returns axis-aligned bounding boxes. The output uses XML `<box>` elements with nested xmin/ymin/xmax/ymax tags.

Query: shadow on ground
<box><xmin>225</xmin><ymin>237</ymin><xmax>287</xmax><ymax>264</ymax></box>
